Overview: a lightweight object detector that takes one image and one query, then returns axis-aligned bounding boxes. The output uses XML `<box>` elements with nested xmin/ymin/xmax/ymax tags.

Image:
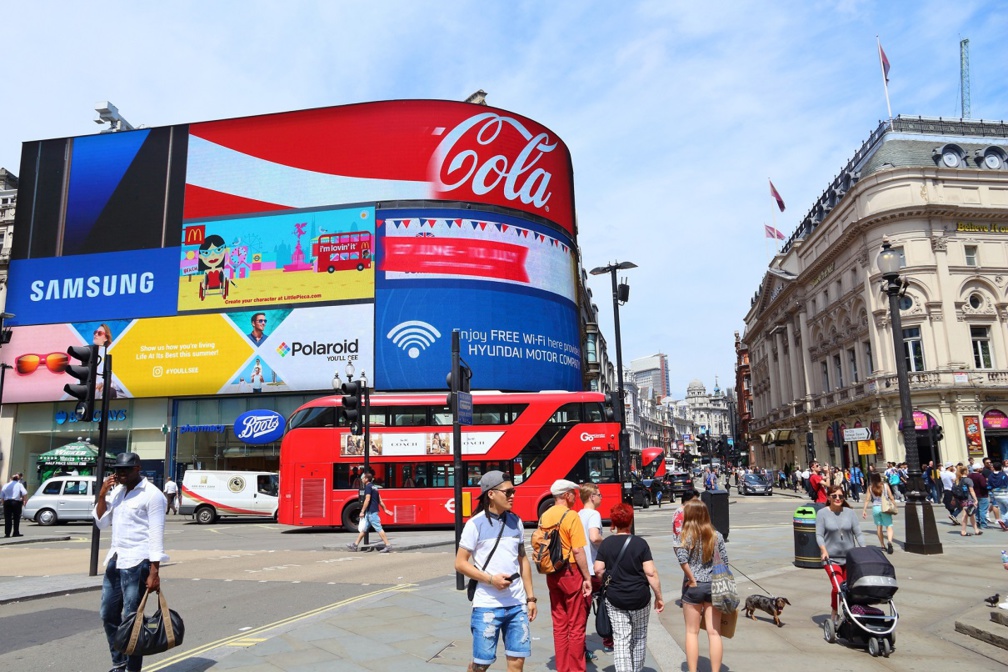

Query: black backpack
<box><xmin>953</xmin><ymin>479</ymin><xmax>971</xmax><ymax>500</ymax></box>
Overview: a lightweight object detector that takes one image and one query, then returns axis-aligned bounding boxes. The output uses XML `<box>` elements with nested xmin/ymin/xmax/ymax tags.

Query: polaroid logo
<box><xmin>29</xmin><ymin>273</ymin><xmax>155</xmax><ymax>302</ymax></box>
<box><xmin>288</xmin><ymin>339</ymin><xmax>359</xmax><ymax>357</ymax></box>
<box><xmin>276</xmin><ymin>342</ymin><xmax>291</xmax><ymax>357</ymax></box>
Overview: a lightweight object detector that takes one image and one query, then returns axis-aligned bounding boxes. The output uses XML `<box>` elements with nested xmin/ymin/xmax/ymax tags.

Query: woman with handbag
<box><xmin>818</xmin><ymin>484</ymin><xmax>866</xmax><ymax>627</ymax></box>
<box><xmin>955</xmin><ymin>464</ymin><xmax>981</xmax><ymax>537</ymax></box>
<box><xmin>676</xmin><ymin>498</ymin><xmax>729</xmax><ymax>672</ymax></box>
<box><xmin>593</xmin><ymin>503</ymin><xmax>663</xmax><ymax>672</ymax></box>
<box><xmin>861</xmin><ymin>472</ymin><xmax>897</xmax><ymax>553</ymax></box>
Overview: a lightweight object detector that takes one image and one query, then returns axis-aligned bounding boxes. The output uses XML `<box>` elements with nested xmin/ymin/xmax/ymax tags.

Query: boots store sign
<box><xmin>233</xmin><ymin>410</ymin><xmax>285</xmax><ymax>445</ymax></box>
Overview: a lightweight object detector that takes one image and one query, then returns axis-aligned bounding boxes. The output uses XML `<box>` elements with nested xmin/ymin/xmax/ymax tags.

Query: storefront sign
<box><xmin>983</xmin><ymin>409</ymin><xmax>1008</xmax><ymax>430</ymax></box>
<box><xmin>957</xmin><ymin>221</ymin><xmax>1008</xmax><ymax>234</ymax></box>
<box><xmin>857</xmin><ymin>440</ymin><xmax>877</xmax><ymax>455</ymax></box>
<box><xmin>898</xmin><ymin>410</ymin><xmax>935</xmax><ymax>431</ymax></box>
<box><xmin>810</xmin><ymin>262</ymin><xmax>835</xmax><ymax>287</ymax></box>
<box><xmin>55</xmin><ymin>409</ymin><xmax>128</xmax><ymax>424</ymax></box>
<box><xmin>963</xmin><ymin>415</ymin><xmax>983</xmax><ymax>457</ymax></box>
<box><xmin>179</xmin><ymin>424</ymin><xmax>227</xmax><ymax>434</ymax></box>
<box><xmin>233</xmin><ymin>410</ymin><xmax>285</xmax><ymax>445</ymax></box>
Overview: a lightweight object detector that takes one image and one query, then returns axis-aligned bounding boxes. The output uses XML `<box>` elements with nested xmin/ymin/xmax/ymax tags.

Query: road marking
<box><xmin>144</xmin><ymin>583</ymin><xmax>416</xmax><ymax>671</ymax></box>
<box><xmin>227</xmin><ymin>637</ymin><xmax>267</xmax><ymax>646</ymax></box>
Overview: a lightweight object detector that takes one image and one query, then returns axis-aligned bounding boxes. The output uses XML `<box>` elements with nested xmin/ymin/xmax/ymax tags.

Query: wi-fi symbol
<box><xmin>387</xmin><ymin>321</ymin><xmax>442</xmax><ymax>359</ymax></box>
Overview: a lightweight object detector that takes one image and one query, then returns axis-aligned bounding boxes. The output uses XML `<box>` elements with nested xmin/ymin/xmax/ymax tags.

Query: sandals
<box><xmin>962</xmin><ymin>532</ymin><xmax>973</xmax><ymax>537</ymax></box>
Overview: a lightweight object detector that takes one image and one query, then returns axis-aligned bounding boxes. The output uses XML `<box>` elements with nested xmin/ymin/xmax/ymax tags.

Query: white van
<box><xmin>179</xmin><ymin>470</ymin><xmax>279</xmax><ymax>524</ymax></box>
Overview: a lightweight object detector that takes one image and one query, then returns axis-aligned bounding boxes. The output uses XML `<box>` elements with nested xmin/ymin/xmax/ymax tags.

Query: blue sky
<box><xmin>3</xmin><ymin>1</ymin><xmax>1007</xmax><ymax>398</ymax></box>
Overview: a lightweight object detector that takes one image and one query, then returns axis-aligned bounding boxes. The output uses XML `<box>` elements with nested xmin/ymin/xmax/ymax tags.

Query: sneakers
<box><xmin>585</xmin><ymin>649</ymin><xmax>597</xmax><ymax>662</ymax></box>
<box><xmin>886</xmin><ymin>542</ymin><xmax>894</xmax><ymax>554</ymax></box>
<box><xmin>948</xmin><ymin>514</ymin><xmax>960</xmax><ymax>525</ymax></box>
<box><xmin>379</xmin><ymin>545</ymin><xmax>392</xmax><ymax>553</ymax></box>
<box><xmin>345</xmin><ymin>543</ymin><xmax>358</xmax><ymax>551</ymax></box>
<box><xmin>602</xmin><ymin>645</ymin><xmax>614</xmax><ymax>653</ymax></box>
<box><xmin>998</xmin><ymin>520</ymin><xmax>1008</xmax><ymax>531</ymax></box>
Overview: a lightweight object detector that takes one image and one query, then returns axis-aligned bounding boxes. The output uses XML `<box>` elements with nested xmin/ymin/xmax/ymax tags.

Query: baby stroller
<box><xmin>822</xmin><ymin>546</ymin><xmax>899</xmax><ymax>657</ymax></box>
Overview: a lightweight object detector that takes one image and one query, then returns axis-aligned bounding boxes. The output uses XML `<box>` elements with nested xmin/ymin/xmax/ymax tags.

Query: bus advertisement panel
<box><xmin>278</xmin><ymin>391</ymin><xmax>622</xmax><ymax>530</ymax></box>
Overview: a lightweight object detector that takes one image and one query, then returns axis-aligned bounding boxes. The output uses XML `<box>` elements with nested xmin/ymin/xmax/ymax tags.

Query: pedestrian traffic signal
<box><xmin>934</xmin><ymin>425</ymin><xmax>944</xmax><ymax>442</ymax></box>
<box><xmin>805</xmin><ymin>431</ymin><xmax>815</xmax><ymax>464</ymax></box>
<box><xmin>64</xmin><ymin>345</ymin><xmax>99</xmax><ymax>421</ymax></box>
<box><xmin>340</xmin><ymin>380</ymin><xmax>363</xmax><ymax>435</ymax></box>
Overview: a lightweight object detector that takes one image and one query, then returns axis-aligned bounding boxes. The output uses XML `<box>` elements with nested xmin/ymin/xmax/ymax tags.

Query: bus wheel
<box><xmin>536</xmin><ymin>499</ymin><xmax>552</xmax><ymax>520</ymax></box>
<box><xmin>342</xmin><ymin>502</ymin><xmax>363</xmax><ymax>533</ymax></box>
<box><xmin>356</xmin><ymin>263</ymin><xmax>365</xmax><ymax>271</ymax></box>
<box><xmin>327</xmin><ymin>266</ymin><xmax>336</xmax><ymax>274</ymax></box>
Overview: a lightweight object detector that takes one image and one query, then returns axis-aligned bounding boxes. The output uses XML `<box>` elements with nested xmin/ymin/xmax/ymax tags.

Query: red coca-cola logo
<box><xmin>430</xmin><ymin>112</ymin><xmax>559</xmax><ymax>216</ymax></box>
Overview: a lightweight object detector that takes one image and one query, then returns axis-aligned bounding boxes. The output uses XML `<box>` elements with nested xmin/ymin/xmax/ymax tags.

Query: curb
<box><xmin>0</xmin><ymin>580</ymin><xmax>104</xmax><ymax>605</ymax></box>
<box><xmin>0</xmin><ymin>535</ymin><xmax>72</xmax><ymax>547</ymax></box>
<box><xmin>321</xmin><ymin>539</ymin><xmax>456</xmax><ymax>553</ymax></box>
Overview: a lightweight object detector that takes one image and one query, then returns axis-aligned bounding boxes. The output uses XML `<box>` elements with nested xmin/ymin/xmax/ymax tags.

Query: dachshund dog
<box><xmin>744</xmin><ymin>594</ymin><xmax>792</xmax><ymax>627</ymax></box>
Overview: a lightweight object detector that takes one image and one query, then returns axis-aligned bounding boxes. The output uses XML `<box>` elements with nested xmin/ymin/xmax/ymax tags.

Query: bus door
<box><xmin>292</xmin><ymin>463</ymin><xmax>330</xmax><ymax>526</ymax></box>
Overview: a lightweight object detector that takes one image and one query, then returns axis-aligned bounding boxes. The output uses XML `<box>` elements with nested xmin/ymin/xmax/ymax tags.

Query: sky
<box><xmin>3</xmin><ymin>1</ymin><xmax>1007</xmax><ymax>399</ymax></box>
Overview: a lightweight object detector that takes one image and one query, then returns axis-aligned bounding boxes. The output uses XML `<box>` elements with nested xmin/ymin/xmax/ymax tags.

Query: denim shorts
<box><xmin>365</xmin><ymin>511</ymin><xmax>383</xmax><ymax>532</ymax></box>
<box><xmin>470</xmin><ymin>604</ymin><xmax>531</xmax><ymax>664</ymax></box>
<box><xmin>682</xmin><ymin>581</ymin><xmax>712</xmax><ymax>605</ymax></box>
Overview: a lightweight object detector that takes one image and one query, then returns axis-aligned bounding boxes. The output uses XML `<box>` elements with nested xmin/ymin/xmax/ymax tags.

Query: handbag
<box><xmin>466</xmin><ymin>512</ymin><xmax>508</xmax><ymax>601</ymax></box>
<box><xmin>595</xmin><ymin>535</ymin><xmax>632</xmax><ymax>639</ymax></box>
<box><xmin>881</xmin><ymin>493</ymin><xmax>898</xmax><ymax>515</ymax></box>
<box><xmin>700</xmin><ymin>606</ymin><xmax>738</xmax><ymax>638</ymax></box>
<box><xmin>113</xmin><ymin>588</ymin><xmax>185</xmax><ymax>656</ymax></box>
<box><xmin>710</xmin><ymin>539</ymin><xmax>739</xmax><ymax>614</ymax></box>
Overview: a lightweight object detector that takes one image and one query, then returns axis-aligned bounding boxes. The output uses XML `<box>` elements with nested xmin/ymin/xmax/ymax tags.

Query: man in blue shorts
<box><xmin>346</xmin><ymin>472</ymin><xmax>392</xmax><ymax>552</ymax></box>
<box><xmin>455</xmin><ymin>470</ymin><xmax>537</xmax><ymax>671</ymax></box>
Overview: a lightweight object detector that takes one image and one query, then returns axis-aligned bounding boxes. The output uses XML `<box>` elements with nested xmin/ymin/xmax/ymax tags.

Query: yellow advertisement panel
<box><xmin>857</xmin><ymin>440</ymin><xmax>877</xmax><ymax>455</ymax></box>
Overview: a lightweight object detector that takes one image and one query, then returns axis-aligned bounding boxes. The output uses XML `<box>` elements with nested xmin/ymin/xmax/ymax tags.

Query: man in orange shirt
<box><xmin>541</xmin><ymin>479</ymin><xmax>593</xmax><ymax>672</ymax></box>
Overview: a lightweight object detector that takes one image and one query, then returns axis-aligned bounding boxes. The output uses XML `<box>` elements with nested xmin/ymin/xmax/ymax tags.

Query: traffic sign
<box><xmin>457</xmin><ymin>391</ymin><xmax>473</xmax><ymax>426</ymax></box>
<box><xmin>843</xmin><ymin>427</ymin><xmax>870</xmax><ymax>442</ymax></box>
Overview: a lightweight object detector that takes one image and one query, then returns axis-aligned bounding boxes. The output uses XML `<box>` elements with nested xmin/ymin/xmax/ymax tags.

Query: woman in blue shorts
<box><xmin>861</xmin><ymin>472</ymin><xmax>897</xmax><ymax>554</ymax></box>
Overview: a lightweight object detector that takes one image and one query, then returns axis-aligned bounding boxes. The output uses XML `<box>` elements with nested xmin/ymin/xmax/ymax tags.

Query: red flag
<box><xmin>878</xmin><ymin>41</ymin><xmax>890</xmax><ymax>84</ymax></box>
<box><xmin>769</xmin><ymin>179</ymin><xmax>785</xmax><ymax>212</ymax></box>
<box><xmin>764</xmin><ymin>224</ymin><xmax>785</xmax><ymax>241</ymax></box>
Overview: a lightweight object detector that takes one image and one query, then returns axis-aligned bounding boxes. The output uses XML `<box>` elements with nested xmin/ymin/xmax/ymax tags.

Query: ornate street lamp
<box><xmin>877</xmin><ymin>240</ymin><xmax>942</xmax><ymax>555</ymax></box>
<box><xmin>590</xmin><ymin>261</ymin><xmax>636</xmax><ymax>503</ymax></box>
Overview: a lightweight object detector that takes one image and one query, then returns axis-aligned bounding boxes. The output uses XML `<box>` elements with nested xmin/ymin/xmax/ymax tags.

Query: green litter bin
<box><xmin>793</xmin><ymin>504</ymin><xmax>823</xmax><ymax>568</ymax></box>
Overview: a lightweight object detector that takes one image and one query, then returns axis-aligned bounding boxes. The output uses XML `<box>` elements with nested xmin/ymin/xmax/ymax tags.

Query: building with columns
<box><xmin>743</xmin><ymin>116</ymin><xmax>1008</xmax><ymax>472</ymax></box>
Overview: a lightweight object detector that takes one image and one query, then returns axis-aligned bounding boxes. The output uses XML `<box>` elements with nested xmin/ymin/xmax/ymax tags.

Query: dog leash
<box><xmin>727</xmin><ymin>561</ymin><xmax>777</xmax><ymax>598</ymax></box>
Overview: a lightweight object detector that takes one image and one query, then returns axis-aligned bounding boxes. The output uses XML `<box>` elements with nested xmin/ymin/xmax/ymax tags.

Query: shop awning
<box><xmin>774</xmin><ymin>430</ymin><xmax>794</xmax><ymax>444</ymax></box>
<box><xmin>35</xmin><ymin>441</ymin><xmax>114</xmax><ymax>467</ymax></box>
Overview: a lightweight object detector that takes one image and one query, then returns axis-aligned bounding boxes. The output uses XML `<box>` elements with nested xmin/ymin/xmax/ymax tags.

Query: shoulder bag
<box><xmin>881</xmin><ymin>488</ymin><xmax>898</xmax><ymax>515</ymax></box>
<box><xmin>466</xmin><ymin>512</ymin><xmax>509</xmax><ymax>601</ymax></box>
<box><xmin>710</xmin><ymin>538</ymin><xmax>739</xmax><ymax>614</ymax></box>
<box><xmin>595</xmin><ymin>535</ymin><xmax>632</xmax><ymax>639</ymax></box>
<box><xmin>113</xmin><ymin>588</ymin><xmax>185</xmax><ymax>656</ymax></box>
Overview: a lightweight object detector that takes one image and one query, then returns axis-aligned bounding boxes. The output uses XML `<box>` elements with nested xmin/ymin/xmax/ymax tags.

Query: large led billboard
<box><xmin>4</xmin><ymin>101</ymin><xmax>580</xmax><ymax>402</ymax></box>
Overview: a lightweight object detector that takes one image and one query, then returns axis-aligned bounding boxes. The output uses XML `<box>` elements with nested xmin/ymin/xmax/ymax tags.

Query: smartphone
<box><xmin>506</xmin><ymin>572</ymin><xmax>520</xmax><ymax>581</ymax></box>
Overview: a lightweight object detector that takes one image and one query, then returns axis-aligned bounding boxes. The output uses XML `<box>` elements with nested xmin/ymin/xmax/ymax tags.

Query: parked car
<box><xmin>737</xmin><ymin>473</ymin><xmax>773</xmax><ymax>496</ymax></box>
<box><xmin>180</xmin><ymin>470</ymin><xmax>279</xmax><ymax>524</ymax></box>
<box><xmin>23</xmin><ymin>475</ymin><xmax>97</xmax><ymax>526</ymax></box>
<box><xmin>665</xmin><ymin>471</ymin><xmax>695</xmax><ymax>498</ymax></box>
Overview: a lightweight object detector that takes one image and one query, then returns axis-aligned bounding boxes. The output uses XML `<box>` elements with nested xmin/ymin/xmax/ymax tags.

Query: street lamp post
<box><xmin>589</xmin><ymin>261</ymin><xmax>636</xmax><ymax>503</ymax></box>
<box><xmin>877</xmin><ymin>240</ymin><xmax>942</xmax><ymax>555</ymax></box>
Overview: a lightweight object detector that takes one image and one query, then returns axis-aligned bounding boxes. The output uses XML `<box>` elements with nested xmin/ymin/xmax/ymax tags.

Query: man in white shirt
<box><xmin>578</xmin><ymin>482</ymin><xmax>611</xmax><ymax>656</ymax></box>
<box><xmin>455</xmin><ymin>470</ymin><xmax>537</xmax><ymax>671</ymax></box>
<box><xmin>2</xmin><ymin>473</ymin><xmax>29</xmax><ymax>537</ymax></box>
<box><xmin>93</xmin><ymin>452</ymin><xmax>168</xmax><ymax>672</ymax></box>
<box><xmin>940</xmin><ymin>461</ymin><xmax>960</xmax><ymax>524</ymax></box>
<box><xmin>162</xmin><ymin>477</ymin><xmax>179</xmax><ymax>515</ymax></box>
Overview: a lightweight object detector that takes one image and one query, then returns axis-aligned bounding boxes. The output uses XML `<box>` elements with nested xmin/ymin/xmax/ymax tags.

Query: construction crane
<box><xmin>960</xmin><ymin>38</ymin><xmax>971</xmax><ymax>119</ymax></box>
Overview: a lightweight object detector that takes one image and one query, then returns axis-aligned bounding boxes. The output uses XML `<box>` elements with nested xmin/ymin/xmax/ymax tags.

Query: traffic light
<box><xmin>805</xmin><ymin>431</ymin><xmax>815</xmax><ymax>464</ymax></box>
<box><xmin>64</xmin><ymin>345</ymin><xmax>99</xmax><ymax>421</ymax></box>
<box><xmin>934</xmin><ymin>425</ymin><xmax>944</xmax><ymax>442</ymax></box>
<box><xmin>445</xmin><ymin>361</ymin><xmax>472</xmax><ymax>411</ymax></box>
<box><xmin>340</xmin><ymin>380</ymin><xmax>363</xmax><ymax>435</ymax></box>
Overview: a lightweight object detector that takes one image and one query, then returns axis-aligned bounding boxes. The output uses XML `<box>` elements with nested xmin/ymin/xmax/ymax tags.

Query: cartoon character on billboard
<box><xmin>230</xmin><ymin>243</ymin><xmax>251</xmax><ymax>279</ymax></box>
<box><xmin>197</xmin><ymin>234</ymin><xmax>231</xmax><ymax>301</ymax></box>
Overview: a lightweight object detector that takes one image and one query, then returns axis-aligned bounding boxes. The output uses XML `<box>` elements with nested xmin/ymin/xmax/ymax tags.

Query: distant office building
<box><xmin>631</xmin><ymin>353</ymin><xmax>669</xmax><ymax>401</ymax></box>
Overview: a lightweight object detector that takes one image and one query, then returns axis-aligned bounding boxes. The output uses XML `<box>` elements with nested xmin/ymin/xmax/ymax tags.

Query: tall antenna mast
<box><xmin>960</xmin><ymin>38</ymin><xmax>971</xmax><ymax>119</ymax></box>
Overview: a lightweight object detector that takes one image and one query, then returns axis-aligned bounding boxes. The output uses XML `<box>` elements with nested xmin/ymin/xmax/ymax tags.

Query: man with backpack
<box><xmin>455</xmin><ymin>471</ymin><xmax>537</xmax><ymax>672</ymax></box>
<box><xmin>535</xmin><ymin>479</ymin><xmax>592</xmax><ymax>672</ymax></box>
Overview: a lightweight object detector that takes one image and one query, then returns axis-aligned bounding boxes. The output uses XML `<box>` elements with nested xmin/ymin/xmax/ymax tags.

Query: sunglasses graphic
<box><xmin>16</xmin><ymin>352</ymin><xmax>69</xmax><ymax>374</ymax></box>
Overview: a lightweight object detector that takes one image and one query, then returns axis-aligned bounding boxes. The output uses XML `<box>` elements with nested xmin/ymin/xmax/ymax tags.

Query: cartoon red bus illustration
<box><xmin>312</xmin><ymin>232</ymin><xmax>372</xmax><ymax>273</ymax></box>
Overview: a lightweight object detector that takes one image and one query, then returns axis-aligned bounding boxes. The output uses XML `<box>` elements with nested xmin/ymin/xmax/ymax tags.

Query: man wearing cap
<box><xmin>93</xmin><ymin>453</ymin><xmax>168</xmax><ymax>672</ymax></box>
<box><xmin>541</xmin><ymin>479</ymin><xmax>592</xmax><ymax>672</ymax></box>
<box><xmin>455</xmin><ymin>471</ymin><xmax>536</xmax><ymax>671</ymax></box>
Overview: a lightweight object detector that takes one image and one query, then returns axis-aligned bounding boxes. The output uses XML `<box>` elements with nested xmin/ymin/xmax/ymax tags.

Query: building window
<box><xmin>851</xmin><ymin>268</ymin><xmax>858</xmax><ymax>289</ymax></box>
<box><xmin>585</xmin><ymin>333</ymin><xmax>597</xmax><ymax>364</ymax></box>
<box><xmin>902</xmin><ymin>327</ymin><xmax>925</xmax><ymax>372</ymax></box>
<box><xmin>836</xmin><ymin>280</ymin><xmax>842</xmax><ymax>299</ymax></box>
<box><xmin>833</xmin><ymin>354</ymin><xmax>844</xmax><ymax>388</ymax></box>
<box><xmin>898</xmin><ymin>295</ymin><xmax>913</xmax><ymax>311</ymax></box>
<box><xmin>864</xmin><ymin>341</ymin><xmax>873</xmax><ymax>374</ymax></box>
<box><xmin>965</xmin><ymin>245</ymin><xmax>978</xmax><ymax>267</ymax></box>
<box><xmin>968</xmin><ymin>293</ymin><xmax>983</xmax><ymax>309</ymax></box>
<box><xmin>848</xmin><ymin>347</ymin><xmax>858</xmax><ymax>383</ymax></box>
<box><xmin>972</xmin><ymin>326</ymin><xmax>993</xmax><ymax>369</ymax></box>
<box><xmin>893</xmin><ymin>246</ymin><xmax>907</xmax><ymax>268</ymax></box>
<box><xmin>821</xmin><ymin>361</ymin><xmax>830</xmax><ymax>393</ymax></box>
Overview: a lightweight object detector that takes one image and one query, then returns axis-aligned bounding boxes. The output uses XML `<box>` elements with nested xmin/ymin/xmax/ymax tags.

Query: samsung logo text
<box><xmin>30</xmin><ymin>272</ymin><xmax>155</xmax><ymax>302</ymax></box>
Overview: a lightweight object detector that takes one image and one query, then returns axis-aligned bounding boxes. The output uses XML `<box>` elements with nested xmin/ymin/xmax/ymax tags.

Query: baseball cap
<box><xmin>112</xmin><ymin>452</ymin><xmax>141</xmax><ymax>468</ymax></box>
<box><xmin>550</xmin><ymin>479</ymin><xmax>580</xmax><ymax>497</ymax></box>
<box><xmin>478</xmin><ymin>470</ymin><xmax>507</xmax><ymax>495</ymax></box>
<box><xmin>943</xmin><ymin>461</ymin><xmax>953</xmax><ymax>469</ymax></box>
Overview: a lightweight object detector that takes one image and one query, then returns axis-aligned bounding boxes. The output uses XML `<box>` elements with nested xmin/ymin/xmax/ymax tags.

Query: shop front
<box><xmin>171</xmin><ymin>393</ymin><xmax>317</xmax><ymax>479</ymax></box>
<box><xmin>982</xmin><ymin>409</ymin><xmax>1008</xmax><ymax>463</ymax></box>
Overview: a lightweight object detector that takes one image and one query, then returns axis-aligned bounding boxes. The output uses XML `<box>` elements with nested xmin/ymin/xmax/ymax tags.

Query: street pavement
<box><xmin>3</xmin><ymin>487</ymin><xmax>1008</xmax><ymax>671</ymax></box>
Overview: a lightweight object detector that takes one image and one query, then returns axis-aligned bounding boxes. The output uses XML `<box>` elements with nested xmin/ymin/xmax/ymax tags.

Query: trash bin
<box><xmin>793</xmin><ymin>504</ymin><xmax>825</xmax><ymax>568</ymax></box>
<box><xmin>701</xmin><ymin>489</ymin><xmax>730</xmax><ymax>541</ymax></box>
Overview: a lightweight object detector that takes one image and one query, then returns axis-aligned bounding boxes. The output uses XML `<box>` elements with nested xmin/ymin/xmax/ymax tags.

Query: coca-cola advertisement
<box><xmin>185</xmin><ymin>100</ymin><xmax>575</xmax><ymax>235</ymax></box>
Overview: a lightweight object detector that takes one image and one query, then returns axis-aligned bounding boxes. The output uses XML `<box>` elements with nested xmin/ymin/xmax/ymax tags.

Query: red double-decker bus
<box><xmin>312</xmin><ymin>232</ymin><xmax>372</xmax><ymax>273</ymax></box>
<box><xmin>278</xmin><ymin>391</ymin><xmax>622</xmax><ymax>530</ymax></box>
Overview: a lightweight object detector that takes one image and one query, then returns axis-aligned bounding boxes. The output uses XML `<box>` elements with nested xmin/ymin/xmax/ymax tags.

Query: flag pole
<box><xmin>764</xmin><ymin>222</ymin><xmax>771</xmax><ymax>264</ymax></box>
<box><xmin>878</xmin><ymin>36</ymin><xmax>893</xmax><ymax>130</ymax></box>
